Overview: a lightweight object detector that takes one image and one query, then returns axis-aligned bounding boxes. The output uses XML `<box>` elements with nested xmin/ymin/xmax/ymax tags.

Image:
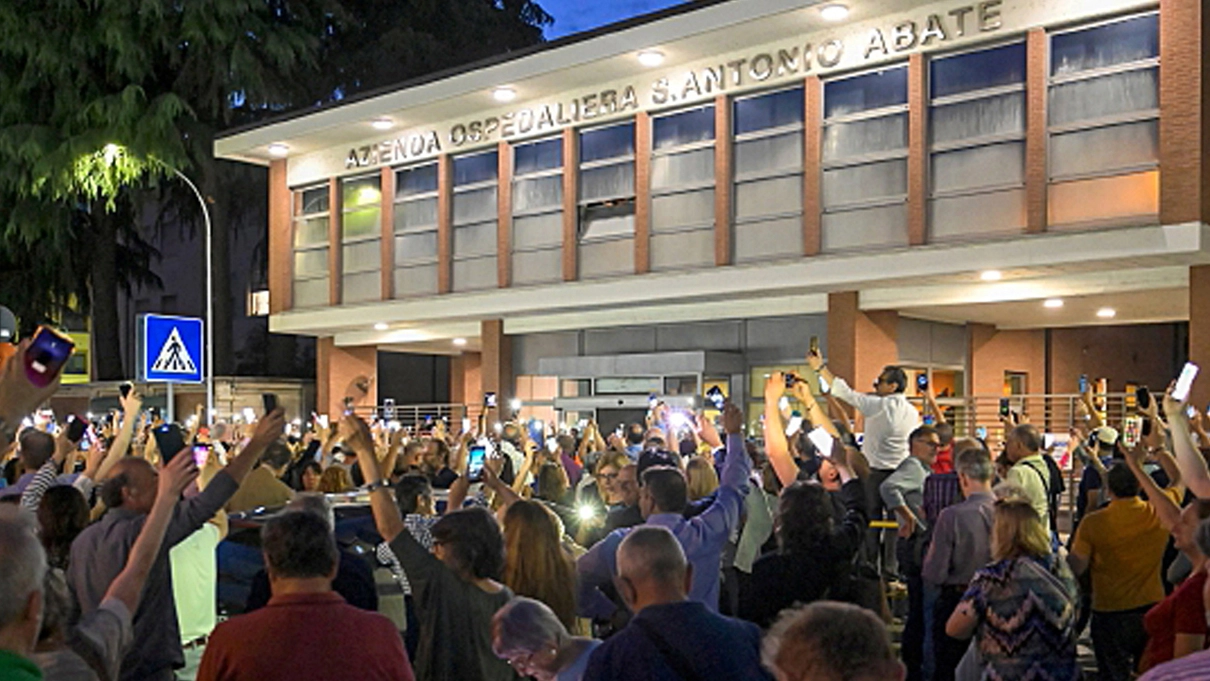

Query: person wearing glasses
<box><xmin>808</xmin><ymin>351</ymin><xmax>920</xmax><ymax>581</ymax></box>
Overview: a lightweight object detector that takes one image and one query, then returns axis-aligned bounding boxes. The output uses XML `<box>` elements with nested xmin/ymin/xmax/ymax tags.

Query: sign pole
<box><xmin>171</xmin><ymin>169</ymin><xmax>214</xmax><ymax>427</ymax></box>
<box><xmin>166</xmin><ymin>382</ymin><xmax>175</xmax><ymax>424</ymax></box>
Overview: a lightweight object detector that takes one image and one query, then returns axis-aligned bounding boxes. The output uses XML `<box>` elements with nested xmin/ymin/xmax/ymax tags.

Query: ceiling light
<box><xmin>1043</xmin><ymin>298</ymin><xmax>1064</xmax><ymax>309</ymax></box>
<box><xmin>371</xmin><ymin>118</ymin><xmax>394</xmax><ymax>131</ymax></box>
<box><xmin>1096</xmin><ymin>307</ymin><xmax>1116</xmax><ymax>319</ymax></box>
<box><xmin>637</xmin><ymin>50</ymin><xmax>665</xmax><ymax>67</ymax></box>
<box><xmin>374</xmin><ymin>322</ymin><xmax>389</xmax><ymax>331</ymax></box>
<box><xmin>267</xmin><ymin>143</ymin><xmax>289</xmax><ymax>157</ymax></box>
<box><xmin>980</xmin><ymin>270</ymin><xmax>1003</xmax><ymax>282</ymax></box>
<box><xmin>819</xmin><ymin>3</ymin><xmax>850</xmax><ymax>21</ymax></box>
<box><xmin>492</xmin><ymin>86</ymin><xmax>517</xmax><ymax>103</ymax></box>
<box><xmin>452</xmin><ymin>338</ymin><xmax>468</xmax><ymax>347</ymax></box>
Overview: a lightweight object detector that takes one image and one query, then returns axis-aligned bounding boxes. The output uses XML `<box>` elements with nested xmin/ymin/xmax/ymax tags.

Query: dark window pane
<box><xmin>930</xmin><ymin>43</ymin><xmax>1026</xmax><ymax>99</ymax></box>
<box><xmin>396</xmin><ymin>163</ymin><xmax>438</xmax><ymax>197</ymax></box>
<box><xmin>580</xmin><ymin>122</ymin><xmax>635</xmax><ymax>163</ymax></box>
<box><xmin>514</xmin><ymin>138</ymin><xmax>563</xmax><ymax>175</ymax></box>
<box><xmin>824</xmin><ymin>66</ymin><xmax>908</xmax><ymax>118</ymax></box>
<box><xmin>1051</xmin><ymin>14</ymin><xmax>1157</xmax><ymax>76</ymax></box>
<box><xmin>453</xmin><ymin>150</ymin><xmax>499</xmax><ymax>186</ymax></box>
<box><xmin>653</xmin><ymin>106</ymin><xmax>715</xmax><ymax>150</ymax></box>
<box><xmin>735</xmin><ymin>87</ymin><xmax>805</xmax><ymax>135</ymax></box>
<box><xmin>301</xmin><ymin>187</ymin><xmax>329</xmax><ymax>214</ymax></box>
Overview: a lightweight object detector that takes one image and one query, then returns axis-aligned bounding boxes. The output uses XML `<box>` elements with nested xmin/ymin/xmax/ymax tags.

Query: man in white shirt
<box><xmin>809</xmin><ymin>350</ymin><xmax>920</xmax><ymax>579</ymax></box>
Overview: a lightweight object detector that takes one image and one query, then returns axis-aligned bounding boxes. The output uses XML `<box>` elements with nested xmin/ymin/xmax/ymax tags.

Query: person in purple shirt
<box><xmin>576</xmin><ymin>403</ymin><xmax>750</xmax><ymax>618</ymax></box>
<box><xmin>556</xmin><ymin>434</ymin><xmax>583</xmax><ymax>488</ymax></box>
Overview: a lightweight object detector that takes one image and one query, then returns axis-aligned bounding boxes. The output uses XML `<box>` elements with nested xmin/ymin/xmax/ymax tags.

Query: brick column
<box><xmin>907</xmin><ymin>53</ymin><xmax>927</xmax><ymax>246</ymax></box>
<box><xmin>635</xmin><ymin>111</ymin><xmax>652</xmax><ymax>274</ymax></box>
<box><xmin>826</xmin><ymin>292</ymin><xmax>899</xmax><ymax>391</ymax></box>
<box><xmin>497</xmin><ymin>141</ymin><xmax>513</xmax><ymax>288</ymax></box>
<box><xmin>714</xmin><ymin>94</ymin><xmax>732</xmax><ymax>266</ymax></box>
<box><xmin>562</xmin><ymin>128</ymin><xmax>579</xmax><ymax>281</ymax></box>
<box><xmin>1159</xmin><ymin>0</ymin><xmax>1208</xmax><ymax>224</ymax></box>
<box><xmin>804</xmin><ymin>76</ymin><xmax>822</xmax><ymax>256</ymax></box>
<box><xmin>1190</xmin><ymin>266</ymin><xmax>1210</xmax><ymax>409</ymax></box>
<box><xmin>327</xmin><ymin>177</ymin><xmax>342</xmax><ymax>305</ymax></box>
<box><xmin>268</xmin><ymin>159</ymin><xmax>292</xmax><ymax>313</ymax></box>
<box><xmin>380</xmin><ymin>166</ymin><xmax>396</xmax><ymax>299</ymax></box>
<box><xmin>480</xmin><ymin>320</ymin><xmax>513</xmax><ymax>413</ymax></box>
<box><xmin>1025</xmin><ymin>28</ymin><xmax>1048</xmax><ymax>233</ymax></box>
<box><xmin>437</xmin><ymin>155</ymin><xmax>453</xmax><ymax>294</ymax></box>
<box><xmin>316</xmin><ymin>338</ymin><xmax>377</xmax><ymax>417</ymax></box>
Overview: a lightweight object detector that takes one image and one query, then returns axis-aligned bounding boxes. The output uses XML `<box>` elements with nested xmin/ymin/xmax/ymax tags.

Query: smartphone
<box><xmin>119</xmin><ymin>382</ymin><xmax>133</xmax><ymax>399</ymax></box>
<box><xmin>192</xmin><ymin>443</ymin><xmax>211</xmax><ymax>468</ymax></box>
<box><xmin>785</xmin><ymin>413</ymin><xmax>804</xmax><ymax>437</ymax></box>
<box><xmin>24</xmin><ymin>326</ymin><xmax>75</xmax><ymax>388</ymax></box>
<box><xmin>1078</xmin><ymin>374</ymin><xmax>1089</xmax><ymax>394</ymax></box>
<box><xmin>807</xmin><ymin>426</ymin><xmax>834</xmax><ymax>458</ymax></box>
<box><xmin>1173</xmin><ymin>362</ymin><xmax>1200</xmax><ymax>402</ymax></box>
<box><xmin>262</xmin><ymin>393</ymin><xmax>278</xmax><ymax>415</ymax></box>
<box><xmin>998</xmin><ymin>398</ymin><xmax>1010</xmax><ymax>418</ymax></box>
<box><xmin>923</xmin><ymin>414</ymin><xmax>936</xmax><ymax>426</ymax></box>
<box><xmin>383</xmin><ymin>397</ymin><xmax>396</xmax><ymax>421</ymax></box>
<box><xmin>152</xmin><ymin>423</ymin><xmax>187</xmax><ymax>463</ymax></box>
<box><xmin>1188</xmin><ymin>405</ymin><xmax>1199</xmax><ymax>420</ymax></box>
<box><xmin>242</xmin><ymin>407</ymin><xmax>257</xmax><ymax>424</ymax></box>
<box><xmin>466</xmin><ymin>444</ymin><xmax>488</xmax><ymax>482</ymax></box>
<box><xmin>818</xmin><ymin>375</ymin><xmax>830</xmax><ymax>394</ymax></box>
<box><xmin>1136</xmin><ymin>386</ymin><xmax>1152</xmax><ymax>411</ymax></box>
<box><xmin>65</xmin><ymin>414</ymin><xmax>87</xmax><ymax>443</ymax></box>
<box><xmin>917</xmin><ymin>374</ymin><xmax>929</xmax><ymax>391</ymax></box>
<box><xmin>1123</xmin><ymin>415</ymin><xmax>1143</xmax><ymax>449</ymax></box>
<box><xmin>975</xmin><ymin>426</ymin><xmax>988</xmax><ymax>440</ymax></box>
<box><xmin>809</xmin><ymin>336</ymin><xmax>820</xmax><ymax>356</ymax></box>
<box><xmin>528</xmin><ymin>419</ymin><xmax>545</xmax><ymax>448</ymax></box>
<box><xmin>705</xmin><ymin>386</ymin><xmax>725</xmax><ymax>410</ymax></box>
<box><xmin>648</xmin><ymin>394</ymin><xmax>658</xmax><ymax>408</ymax></box>
<box><xmin>461</xmin><ymin>417</ymin><xmax>472</xmax><ymax>433</ymax></box>
<box><xmin>784</xmin><ymin>373</ymin><xmax>800</xmax><ymax>389</ymax></box>
<box><xmin>484</xmin><ymin>392</ymin><xmax>497</xmax><ymax>409</ymax></box>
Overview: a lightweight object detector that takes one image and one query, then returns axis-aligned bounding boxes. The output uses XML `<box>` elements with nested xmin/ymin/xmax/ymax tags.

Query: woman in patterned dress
<box><xmin>946</xmin><ymin>497</ymin><xmax>1080</xmax><ymax>681</ymax></box>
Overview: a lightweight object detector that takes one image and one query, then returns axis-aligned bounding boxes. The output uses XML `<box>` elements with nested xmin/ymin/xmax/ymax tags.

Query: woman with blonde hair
<box><xmin>501</xmin><ymin>500</ymin><xmax>580</xmax><ymax>633</ymax></box>
<box><xmin>685</xmin><ymin>456</ymin><xmax>720</xmax><ymax>501</ymax></box>
<box><xmin>317</xmin><ymin>465</ymin><xmax>353</xmax><ymax>493</ymax></box>
<box><xmin>946</xmin><ymin>497</ymin><xmax>1079</xmax><ymax>680</ymax></box>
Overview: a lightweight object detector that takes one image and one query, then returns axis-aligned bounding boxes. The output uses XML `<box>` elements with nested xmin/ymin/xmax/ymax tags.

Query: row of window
<box><xmin>292</xmin><ymin>12</ymin><xmax>1159</xmax><ymax>308</ymax></box>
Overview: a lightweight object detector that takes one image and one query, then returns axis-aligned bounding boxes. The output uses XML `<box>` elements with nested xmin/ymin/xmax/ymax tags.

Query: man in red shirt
<box><xmin>197</xmin><ymin>511</ymin><xmax>413</xmax><ymax>681</ymax></box>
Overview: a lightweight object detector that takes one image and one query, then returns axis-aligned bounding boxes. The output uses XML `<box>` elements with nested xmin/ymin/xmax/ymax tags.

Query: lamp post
<box><xmin>171</xmin><ymin>169</ymin><xmax>214</xmax><ymax>426</ymax></box>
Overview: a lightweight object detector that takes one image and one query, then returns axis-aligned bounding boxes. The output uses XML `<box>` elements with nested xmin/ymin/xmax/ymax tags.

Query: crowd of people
<box><xmin>3</xmin><ymin>333</ymin><xmax>1210</xmax><ymax>681</ymax></box>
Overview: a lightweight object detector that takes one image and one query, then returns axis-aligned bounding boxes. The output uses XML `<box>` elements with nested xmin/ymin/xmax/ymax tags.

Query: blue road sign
<box><xmin>138</xmin><ymin>314</ymin><xmax>204</xmax><ymax>384</ymax></box>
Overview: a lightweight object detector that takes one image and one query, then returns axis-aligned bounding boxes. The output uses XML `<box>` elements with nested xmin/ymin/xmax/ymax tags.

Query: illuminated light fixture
<box><xmin>509</xmin><ymin>398</ymin><xmax>523</xmax><ymax>412</ymax></box>
<box><xmin>492</xmin><ymin>86</ymin><xmax>517</xmax><ymax>103</ymax></box>
<box><xmin>374</xmin><ymin>322</ymin><xmax>389</xmax><ymax>331</ymax></box>
<box><xmin>1044</xmin><ymin>298</ymin><xmax>1064</xmax><ymax>309</ymax></box>
<box><xmin>819</xmin><ymin>3</ymin><xmax>850</xmax><ymax>22</ymax></box>
<box><xmin>980</xmin><ymin>270</ymin><xmax>1003</xmax><ymax>282</ymax></box>
<box><xmin>637</xmin><ymin>50</ymin><xmax>665</xmax><ymax>67</ymax></box>
<box><xmin>371</xmin><ymin>117</ymin><xmax>394</xmax><ymax>131</ymax></box>
<box><xmin>267</xmin><ymin>143</ymin><xmax>289</xmax><ymax>157</ymax></box>
<box><xmin>1096</xmin><ymin>307</ymin><xmax>1117</xmax><ymax>319</ymax></box>
<box><xmin>452</xmin><ymin>337</ymin><xmax>468</xmax><ymax>347</ymax></box>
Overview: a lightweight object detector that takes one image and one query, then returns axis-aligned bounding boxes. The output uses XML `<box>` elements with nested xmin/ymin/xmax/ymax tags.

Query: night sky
<box><xmin>540</xmin><ymin>0</ymin><xmax>689</xmax><ymax>38</ymax></box>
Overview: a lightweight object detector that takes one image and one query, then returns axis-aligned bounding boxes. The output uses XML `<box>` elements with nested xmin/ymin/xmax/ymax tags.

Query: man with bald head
<box><xmin>582</xmin><ymin>526</ymin><xmax>770</xmax><ymax>681</ymax></box>
<box><xmin>1004</xmin><ymin>424</ymin><xmax>1052</xmax><ymax>528</ymax></box>
<box><xmin>68</xmin><ymin>411</ymin><xmax>286</xmax><ymax>681</ymax></box>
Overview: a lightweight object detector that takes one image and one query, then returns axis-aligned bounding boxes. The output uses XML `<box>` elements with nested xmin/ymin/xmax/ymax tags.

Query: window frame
<box><xmin>392</xmin><ymin>161</ymin><xmax>441</xmax><ymax>298</ymax></box>
<box><xmin>821</xmin><ymin>64</ymin><xmax>910</xmax><ymax>215</ymax></box>
<box><xmin>291</xmin><ymin>183</ymin><xmax>332</xmax><ymax>308</ymax></box>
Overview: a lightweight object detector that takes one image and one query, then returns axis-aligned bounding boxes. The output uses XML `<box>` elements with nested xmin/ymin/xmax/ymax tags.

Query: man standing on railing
<box><xmin>808</xmin><ymin>349</ymin><xmax>920</xmax><ymax>581</ymax></box>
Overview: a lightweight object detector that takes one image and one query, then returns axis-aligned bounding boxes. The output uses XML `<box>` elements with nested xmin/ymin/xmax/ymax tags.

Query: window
<box><xmin>733</xmin><ymin>87</ymin><xmax>804</xmax><ymax>261</ymax></box>
<box><xmin>451</xmin><ymin>150</ymin><xmax>499</xmax><ymax>291</ymax></box>
<box><xmin>821</xmin><ymin>66</ymin><xmax>909</xmax><ymax>252</ymax></box>
<box><xmin>512</xmin><ymin>137</ymin><xmax>563</xmax><ymax>286</ymax></box>
<box><xmin>1047</xmin><ymin>13</ymin><xmax>1159</xmax><ymax>229</ymax></box>
<box><xmin>341</xmin><ymin>176</ymin><xmax>382</xmax><ymax>303</ymax></box>
<box><xmin>928</xmin><ymin>42</ymin><xmax>1027</xmax><ymax>241</ymax></box>
<box><xmin>292</xmin><ymin>185</ymin><xmax>330</xmax><ymax>308</ymax></box>
<box><xmin>650</xmin><ymin>106</ymin><xmax>715</xmax><ymax>271</ymax></box>
<box><xmin>578</xmin><ymin>121</ymin><xmax>635</xmax><ymax>280</ymax></box>
<box><xmin>394</xmin><ymin>162</ymin><xmax>440</xmax><ymax>297</ymax></box>
<box><xmin>247</xmin><ymin>289</ymin><xmax>270</xmax><ymax>317</ymax></box>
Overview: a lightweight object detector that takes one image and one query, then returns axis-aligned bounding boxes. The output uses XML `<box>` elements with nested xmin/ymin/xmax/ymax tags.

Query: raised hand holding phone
<box><xmin>1172</xmin><ymin>362</ymin><xmax>1200</xmax><ymax>403</ymax></box>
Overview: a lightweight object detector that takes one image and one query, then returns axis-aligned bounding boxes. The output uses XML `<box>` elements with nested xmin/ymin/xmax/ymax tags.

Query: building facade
<box><xmin>216</xmin><ymin>0</ymin><xmax>1210</xmax><ymax>429</ymax></box>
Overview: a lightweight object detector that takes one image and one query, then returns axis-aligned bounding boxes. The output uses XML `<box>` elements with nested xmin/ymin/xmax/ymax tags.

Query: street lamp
<box><xmin>170</xmin><ymin>169</ymin><xmax>215</xmax><ymax>427</ymax></box>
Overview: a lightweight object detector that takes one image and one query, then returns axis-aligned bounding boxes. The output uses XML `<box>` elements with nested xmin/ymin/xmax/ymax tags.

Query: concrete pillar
<box><xmin>826</xmin><ymin>292</ymin><xmax>899</xmax><ymax>390</ymax></box>
<box><xmin>267</xmin><ymin>159</ymin><xmax>292</xmax><ymax>313</ymax></box>
<box><xmin>316</xmin><ymin>338</ymin><xmax>377</xmax><ymax>417</ymax></box>
<box><xmin>1190</xmin><ymin>266</ymin><xmax>1210</xmax><ymax>408</ymax></box>
<box><xmin>480</xmin><ymin>320</ymin><xmax>513</xmax><ymax>412</ymax></box>
<box><xmin>450</xmin><ymin>352</ymin><xmax>483</xmax><ymax>407</ymax></box>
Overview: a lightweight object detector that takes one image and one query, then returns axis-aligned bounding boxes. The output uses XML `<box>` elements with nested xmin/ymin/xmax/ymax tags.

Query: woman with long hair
<box><xmin>685</xmin><ymin>456</ymin><xmax>720</xmax><ymax>501</ymax></box>
<box><xmin>501</xmin><ymin>500</ymin><xmax>579</xmax><ymax>633</ymax></box>
<box><xmin>296</xmin><ymin>460</ymin><xmax>323</xmax><ymax>493</ymax></box>
<box><xmin>317</xmin><ymin>465</ymin><xmax>353</xmax><ymax>493</ymax></box>
<box><xmin>37</xmin><ymin>486</ymin><xmax>90</xmax><ymax>570</ymax></box>
<box><xmin>946</xmin><ymin>498</ymin><xmax>1078</xmax><ymax>680</ymax></box>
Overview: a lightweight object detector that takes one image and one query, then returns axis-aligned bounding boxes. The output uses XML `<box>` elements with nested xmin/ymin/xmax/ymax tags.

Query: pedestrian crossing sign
<box><xmin>138</xmin><ymin>314</ymin><xmax>204</xmax><ymax>384</ymax></box>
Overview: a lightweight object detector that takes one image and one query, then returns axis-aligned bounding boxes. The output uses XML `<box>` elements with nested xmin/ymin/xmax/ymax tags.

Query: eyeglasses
<box><xmin>502</xmin><ymin>651</ymin><xmax>535</xmax><ymax>670</ymax></box>
<box><xmin>598</xmin><ymin>472</ymin><xmax>619</xmax><ymax>481</ymax></box>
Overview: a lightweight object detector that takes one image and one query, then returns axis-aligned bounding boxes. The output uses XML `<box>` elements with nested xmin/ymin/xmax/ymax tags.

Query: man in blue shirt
<box><xmin>582</xmin><ymin>526</ymin><xmax>770</xmax><ymax>681</ymax></box>
<box><xmin>577</xmin><ymin>403</ymin><xmax>750</xmax><ymax>618</ymax></box>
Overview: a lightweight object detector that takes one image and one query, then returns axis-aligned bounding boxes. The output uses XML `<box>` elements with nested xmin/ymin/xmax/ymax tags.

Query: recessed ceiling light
<box><xmin>1044</xmin><ymin>298</ymin><xmax>1064</xmax><ymax>309</ymax></box>
<box><xmin>452</xmin><ymin>338</ymin><xmax>468</xmax><ymax>347</ymax></box>
<box><xmin>371</xmin><ymin>118</ymin><xmax>394</xmax><ymax>131</ymax></box>
<box><xmin>492</xmin><ymin>86</ymin><xmax>517</xmax><ymax>103</ymax></box>
<box><xmin>1096</xmin><ymin>307</ymin><xmax>1116</xmax><ymax>319</ymax></box>
<box><xmin>819</xmin><ymin>3</ymin><xmax>850</xmax><ymax>21</ymax></box>
<box><xmin>637</xmin><ymin>50</ymin><xmax>665</xmax><ymax>67</ymax></box>
<box><xmin>373</xmin><ymin>322</ymin><xmax>389</xmax><ymax>331</ymax></box>
<box><xmin>980</xmin><ymin>270</ymin><xmax>1003</xmax><ymax>282</ymax></box>
<box><xmin>267</xmin><ymin>143</ymin><xmax>289</xmax><ymax>157</ymax></box>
